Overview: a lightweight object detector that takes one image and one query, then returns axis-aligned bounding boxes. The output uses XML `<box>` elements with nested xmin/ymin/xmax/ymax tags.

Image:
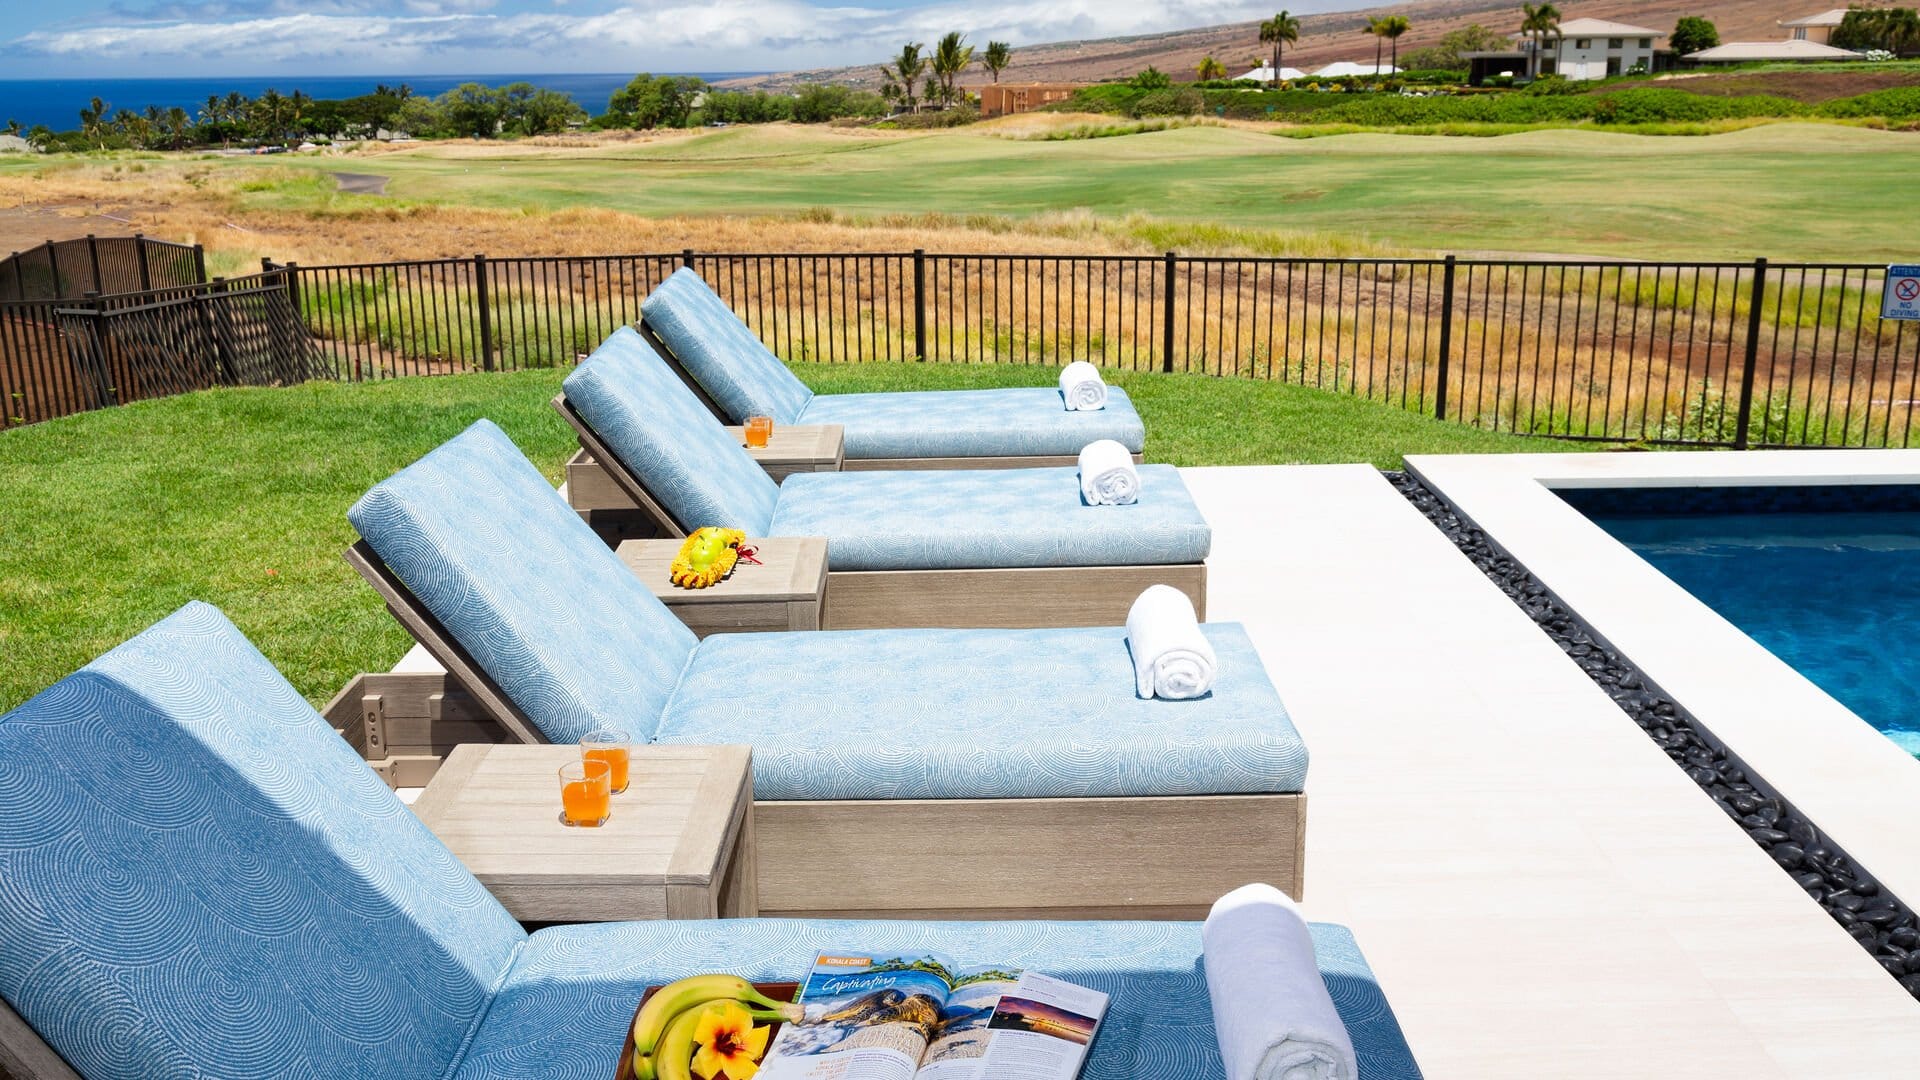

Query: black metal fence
<box><xmin>0</xmin><ymin>235</ymin><xmax>205</xmax><ymax>302</ymax></box>
<box><xmin>2</xmin><ymin>270</ymin><xmax>317</xmax><ymax>424</ymax></box>
<box><xmin>267</xmin><ymin>250</ymin><xmax>1920</xmax><ymax>450</ymax></box>
<box><xmin>5</xmin><ymin>242</ymin><xmax>1917</xmax><ymax>448</ymax></box>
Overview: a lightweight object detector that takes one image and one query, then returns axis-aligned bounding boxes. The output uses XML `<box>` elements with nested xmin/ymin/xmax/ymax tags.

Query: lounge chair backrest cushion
<box><xmin>0</xmin><ymin>602</ymin><xmax>525</xmax><ymax>1080</ymax></box>
<box><xmin>564</xmin><ymin>328</ymin><xmax>780</xmax><ymax>534</ymax></box>
<box><xmin>349</xmin><ymin>418</ymin><xmax>698</xmax><ymax>743</ymax></box>
<box><xmin>639</xmin><ymin>268</ymin><xmax>814</xmax><ymax>423</ymax></box>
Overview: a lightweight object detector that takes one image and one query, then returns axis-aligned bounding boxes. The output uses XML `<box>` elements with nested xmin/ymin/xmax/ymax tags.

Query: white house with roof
<box><xmin>1238</xmin><ymin>63</ymin><xmax>1307</xmax><ymax>82</ymax></box>
<box><xmin>1312</xmin><ymin>61</ymin><xmax>1399</xmax><ymax>77</ymax></box>
<box><xmin>1466</xmin><ymin>17</ymin><xmax>1663</xmax><ymax>82</ymax></box>
<box><xmin>1686</xmin><ymin>38</ymin><xmax>1859</xmax><ymax>62</ymax></box>
<box><xmin>1780</xmin><ymin>8</ymin><xmax>1848</xmax><ymax>43</ymax></box>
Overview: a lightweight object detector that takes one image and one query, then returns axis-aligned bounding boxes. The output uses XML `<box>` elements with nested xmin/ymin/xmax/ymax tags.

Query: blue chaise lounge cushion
<box><xmin>797</xmin><ymin>386</ymin><xmax>1147</xmax><ymax>459</ymax></box>
<box><xmin>639</xmin><ymin>270</ymin><xmax>1149</xmax><ymax>460</ymax></box>
<box><xmin>459</xmin><ymin>918</ymin><xmax>1421</xmax><ymax>1080</ymax></box>
<box><xmin>640</xmin><ymin>268</ymin><xmax>815</xmax><ymax>424</ymax></box>
<box><xmin>348</xmin><ymin>418</ymin><xmax>698</xmax><ymax>743</ymax></box>
<box><xmin>564</xmin><ymin>328</ymin><xmax>780</xmax><ymax>534</ymax></box>
<box><xmin>655</xmin><ymin>623</ymin><xmax>1304</xmax><ymax>800</ymax></box>
<box><xmin>768</xmin><ymin>466</ymin><xmax>1212</xmax><ymax>571</ymax></box>
<box><xmin>0</xmin><ymin>602</ymin><xmax>527</xmax><ymax>1080</ymax></box>
<box><xmin>560</xmin><ymin>336</ymin><xmax>1211</xmax><ymax>568</ymax></box>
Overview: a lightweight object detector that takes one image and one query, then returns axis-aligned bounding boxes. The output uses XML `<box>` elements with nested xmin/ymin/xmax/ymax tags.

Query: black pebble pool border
<box><xmin>1385</xmin><ymin>471</ymin><xmax>1920</xmax><ymax>1001</ymax></box>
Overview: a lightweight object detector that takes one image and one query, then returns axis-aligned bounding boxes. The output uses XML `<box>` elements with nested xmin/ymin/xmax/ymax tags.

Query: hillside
<box><xmin>716</xmin><ymin>0</ymin><xmax>1832</xmax><ymax>92</ymax></box>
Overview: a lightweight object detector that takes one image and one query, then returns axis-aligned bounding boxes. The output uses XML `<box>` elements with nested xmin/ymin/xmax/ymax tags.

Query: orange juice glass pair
<box><xmin>559</xmin><ymin>730</ymin><xmax>632</xmax><ymax>827</ymax></box>
<box><xmin>744</xmin><ymin>415</ymin><xmax>774</xmax><ymax>448</ymax></box>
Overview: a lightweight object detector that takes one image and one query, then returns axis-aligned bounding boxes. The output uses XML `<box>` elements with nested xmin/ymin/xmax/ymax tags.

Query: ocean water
<box><xmin>1584</xmin><ymin>506</ymin><xmax>1920</xmax><ymax>755</ymax></box>
<box><xmin>0</xmin><ymin>74</ymin><xmax>762</xmax><ymax>133</ymax></box>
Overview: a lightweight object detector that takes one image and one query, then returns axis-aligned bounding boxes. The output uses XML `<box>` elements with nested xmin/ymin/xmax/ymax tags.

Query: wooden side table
<box><xmin>412</xmin><ymin>744</ymin><xmax>756</xmax><ymax>922</ymax></box>
<box><xmin>618</xmin><ymin>536</ymin><xmax>828</xmax><ymax>635</ymax></box>
<box><xmin>720</xmin><ymin>423</ymin><xmax>844</xmax><ymax>481</ymax></box>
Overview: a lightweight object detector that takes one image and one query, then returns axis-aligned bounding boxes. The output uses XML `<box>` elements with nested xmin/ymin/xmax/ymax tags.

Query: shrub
<box><xmin>1132</xmin><ymin>88</ymin><xmax>1204</xmax><ymax>117</ymax></box>
<box><xmin>886</xmin><ymin>105</ymin><xmax>980</xmax><ymax>128</ymax></box>
<box><xmin>1817</xmin><ymin>86</ymin><xmax>1920</xmax><ymax>119</ymax></box>
<box><xmin>1130</xmin><ymin>67</ymin><xmax>1174</xmax><ymax>90</ymax></box>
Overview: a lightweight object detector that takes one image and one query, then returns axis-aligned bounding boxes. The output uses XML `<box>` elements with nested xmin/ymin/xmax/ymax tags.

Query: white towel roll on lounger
<box><xmin>1078</xmin><ymin>439</ymin><xmax>1140</xmax><ymax>506</ymax></box>
<box><xmin>1058</xmin><ymin>360</ymin><xmax>1108</xmax><ymax>411</ymax></box>
<box><xmin>1203</xmin><ymin>883</ymin><xmax>1358</xmax><ymax>1080</ymax></box>
<box><xmin>1125</xmin><ymin>584</ymin><xmax>1217</xmax><ymax>700</ymax></box>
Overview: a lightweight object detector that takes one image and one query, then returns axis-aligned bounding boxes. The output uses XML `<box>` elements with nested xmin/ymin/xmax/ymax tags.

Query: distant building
<box><xmin>1238</xmin><ymin>63</ymin><xmax>1307</xmax><ymax>82</ymax></box>
<box><xmin>1780</xmin><ymin>9</ymin><xmax>1849</xmax><ymax>44</ymax></box>
<box><xmin>1686</xmin><ymin>39</ymin><xmax>1860</xmax><ymax>62</ymax></box>
<box><xmin>978</xmin><ymin>83</ymin><xmax>1084</xmax><ymax>118</ymax></box>
<box><xmin>1311</xmin><ymin>61</ymin><xmax>1399</xmax><ymax>77</ymax></box>
<box><xmin>1464</xmin><ymin>18</ymin><xmax>1663</xmax><ymax>84</ymax></box>
<box><xmin>0</xmin><ymin>134</ymin><xmax>33</xmax><ymax>154</ymax></box>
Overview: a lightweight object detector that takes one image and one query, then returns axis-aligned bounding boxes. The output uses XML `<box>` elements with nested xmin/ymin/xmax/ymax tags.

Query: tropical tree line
<box><xmin>1832</xmin><ymin>7</ymin><xmax>1920</xmax><ymax>53</ymax></box>
<box><xmin>879</xmin><ymin>32</ymin><xmax>1014</xmax><ymax>112</ymax></box>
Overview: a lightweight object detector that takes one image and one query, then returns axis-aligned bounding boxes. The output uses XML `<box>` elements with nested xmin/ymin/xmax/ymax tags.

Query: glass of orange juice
<box><xmin>558</xmin><ymin>759</ymin><xmax>612</xmax><ymax>827</ymax></box>
<box><xmin>581</xmin><ymin>729</ymin><xmax>632</xmax><ymax>795</ymax></box>
<box><xmin>744</xmin><ymin>415</ymin><xmax>774</xmax><ymax>448</ymax></box>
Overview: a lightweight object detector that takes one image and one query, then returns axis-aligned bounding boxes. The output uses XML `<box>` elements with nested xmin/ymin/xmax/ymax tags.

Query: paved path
<box><xmin>1184</xmin><ymin>464</ymin><xmax>1920</xmax><ymax>1078</ymax></box>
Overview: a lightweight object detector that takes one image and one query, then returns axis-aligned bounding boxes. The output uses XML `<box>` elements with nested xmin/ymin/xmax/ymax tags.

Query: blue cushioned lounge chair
<box><xmin>552</xmin><ymin>326</ymin><xmax>1206</xmax><ymax>630</ymax></box>
<box><xmin>0</xmin><ymin>604</ymin><xmax>1420</xmax><ymax>1080</ymax></box>
<box><xmin>636</xmin><ymin>267</ymin><xmax>1147</xmax><ymax>468</ymax></box>
<box><xmin>342</xmin><ymin>418</ymin><xmax>1307</xmax><ymax>917</ymax></box>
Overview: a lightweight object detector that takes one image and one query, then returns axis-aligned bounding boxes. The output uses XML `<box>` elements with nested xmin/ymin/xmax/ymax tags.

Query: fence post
<box><xmin>135</xmin><ymin>234</ymin><xmax>153</xmax><ymax>292</ymax></box>
<box><xmin>80</xmin><ymin>291</ymin><xmax>113</xmax><ymax>409</ymax></box>
<box><xmin>682</xmin><ymin>248</ymin><xmax>696</xmax><ymax>272</ymax></box>
<box><xmin>191</xmin><ymin>244</ymin><xmax>208</xmax><ymax>284</ymax></box>
<box><xmin>1434</xmin><ymin>254</ymin><xmax>1457</xmax><ymax>421</ymax></box>
<box><xmin>472</xmin><ymin>254</ymin><xmax>494</xmax><ymax>372</ymax></box>
<box><xmin>912</xmin><ymin>249</ymin><xmax>927</xmax><ymax>361</ymax></box>
<box><xmin>208</xmin><ymin>277</ymin><xmax>238</xmax><ymax>384</ymax></box>
<box><xmin>85</xmin><ymin>234</ymin><xmax>103</xmax><ymax>293</ymax></box>
<box><xmin>1734</xmin><ymin>256</ymin><xmax>1768</xmax><ymax>450</ymax></box>
<box><xmin>46</xmin><ymin>240</ymin><xmax>63</xmax><ymax>297</ymax></box>
<box><xmin>1161</xmin><ymin>252</ymin><xmax>1177</xmax><ymax>373</ymax></box>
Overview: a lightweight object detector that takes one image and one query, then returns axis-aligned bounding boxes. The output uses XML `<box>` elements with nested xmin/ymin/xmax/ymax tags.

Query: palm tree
<box><xmin>289</xmin><ymin>89</ymin><xmax>312</xmax><ymax>135</ymax></box>
<box><xmin>1259</xmin><ymin>12</ymin><xmax>1302</xmax><ymax>77</ymax></box>
<box><xmin>930</xmin><ymin>31</ymin><xmax>975</xmax><ymax>108</ymax></box>
<box><xmin>223</xmin><ymin>91</ymin><xmax>247</xmax><ymax>123</ymax></box>
<box><xmin>883</xmin><ymin>42</ymin><xmax>928</xmax><ymax>112</ymax></box>
<box><xmin>1519</xmin><ymin>3</ymin><xmax>1562</xmax><ymax>79</ymax></box>
<box><xmin>3</xmin><ymin>119</ymin><xmax>19</xmax><ymax>137</ymax></box>
<box><xmin>165</xmin><ymin>107</ymin><xmax>191</xmax><ymax>150</ymax></box>
<box><xmin>1366</xmin><ymin>17</ymin><xmax>1385</xmax><ymax>73</ymax></box>
<box><xmin>79</xmin><ymin>97</ymin><xmax>108</xmax><ymax>149</ymax></box>
<box><xmin>981</xmin><ymin>41</ymin><xmax>1012</xmax><ymax>83</ymax></box>
<box><xmin>1196</xmin><ymin>55</ymin><xmax>1228</xmax><ymax>80</ymax></box>
<box><xmin>1378</xmin><ymin>15</ymin><xmax>1410</xmax><ymax>72</ymax></box>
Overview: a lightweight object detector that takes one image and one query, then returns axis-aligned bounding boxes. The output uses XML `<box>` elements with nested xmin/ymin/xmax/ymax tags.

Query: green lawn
<box><xmin>256</xmin><ymin>122</ymin><xmax>1920</xmax><ymax>262</ymax></box>
<box><xmin>0</xmin><ymin>363</ymin><xmax>1555</xmax><ymax>711</ymax></box>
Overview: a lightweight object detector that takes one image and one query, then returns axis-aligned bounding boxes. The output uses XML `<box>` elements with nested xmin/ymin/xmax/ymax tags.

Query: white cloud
<box><xmin>12</xmin><ymin>0</ymin><xmax>1302</xmax><ymax>73</ymax></box>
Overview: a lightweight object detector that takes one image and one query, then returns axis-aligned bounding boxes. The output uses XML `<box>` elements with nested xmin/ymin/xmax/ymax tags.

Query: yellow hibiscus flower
<box><xmin>690</xmin><ymin>1000</ymin><xmax>772</xmax><ymax>1080</ymax></box>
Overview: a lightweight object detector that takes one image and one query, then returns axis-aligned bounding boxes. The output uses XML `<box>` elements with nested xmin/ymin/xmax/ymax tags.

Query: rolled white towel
<box><xmin>1125</xmin><ymin>584</ymin><xmax>1217</xmax><ymax>700</ymax></box>
<box><xmin>1078</xmin><ymin>439</ymin><xmax>1139</xmax><ymax>506</ymax></box>
<box><xmin>1203</xmin><ymin>883</ymin><xmax>1357</xmax><ymax>1080</ymax></box>
<box><xmin>1058</xmin><ymin>360</ymin><xmax>1108</xmax><ymax>411</ymax></box>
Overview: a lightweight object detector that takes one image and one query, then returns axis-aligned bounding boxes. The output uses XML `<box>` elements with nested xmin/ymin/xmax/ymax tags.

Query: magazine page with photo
<box><xmin>757</xmin><ymin>953</ymin><xmax>1108</xmax><ymax>1080</ymax></box>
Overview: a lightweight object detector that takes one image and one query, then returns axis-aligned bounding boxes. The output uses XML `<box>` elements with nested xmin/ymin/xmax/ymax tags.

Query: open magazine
<box><xmin>755</xmin><ymin>951</ymin><xmax>1110</xmax><ymax>1080</ymax></box>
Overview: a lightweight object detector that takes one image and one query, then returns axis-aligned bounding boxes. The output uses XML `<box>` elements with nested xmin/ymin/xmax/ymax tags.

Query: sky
<box><xmin>0</xmin><ymin>0</ymin><xmax>1315</xmax><ymax>78</ymax></box>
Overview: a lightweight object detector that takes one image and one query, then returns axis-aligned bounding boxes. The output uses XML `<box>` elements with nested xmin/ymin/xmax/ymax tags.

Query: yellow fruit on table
<box><xmin>668</xmin><ymin>527</ymin><xmax>747</xmax><ymax>589</ymax></box>
<box><xmin>631</xmin><ymin>974</ymin><xmax>799</xmax><ymax>1056</ymax></box>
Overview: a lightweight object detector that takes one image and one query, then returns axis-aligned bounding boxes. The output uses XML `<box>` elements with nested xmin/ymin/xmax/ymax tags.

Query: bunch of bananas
<box><xmin>631</xmin><ymin>974</ymin><xmax>803</xmax><ymax>1080</ymax></box>
<box><xmin>669</xmin><ymin>527</ymin><xmax>748</xmax><ymax>590</ymax></box>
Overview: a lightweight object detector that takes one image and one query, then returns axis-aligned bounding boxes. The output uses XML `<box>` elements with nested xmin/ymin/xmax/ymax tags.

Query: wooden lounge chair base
<box><xmin>0</xmin><ymin>997</ymin><xmax>81</xmax><ymax>1080</ymax></box>
<box><xmin>324</xmin><ymin>668</ymin><xmax>1306</xmax><ymax>913</ymax></box>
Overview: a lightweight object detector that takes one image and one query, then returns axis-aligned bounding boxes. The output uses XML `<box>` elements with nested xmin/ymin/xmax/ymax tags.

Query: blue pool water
<box><xmin>1569</xmin><ymin>489</ymin><xmax>1920</xmax><ymax>756</ymax></box>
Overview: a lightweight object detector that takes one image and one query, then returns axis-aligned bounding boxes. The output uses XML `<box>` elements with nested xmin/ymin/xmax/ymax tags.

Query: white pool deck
<box><xmin>396</xmin><ymin>463</ymin><xmax>1920</xmax><ymax>1075</ymax></box>
<box><xmin>1182</xmin><ymin>464</ymin><xmax>1920</xmax><ymax>1078</ymax></box>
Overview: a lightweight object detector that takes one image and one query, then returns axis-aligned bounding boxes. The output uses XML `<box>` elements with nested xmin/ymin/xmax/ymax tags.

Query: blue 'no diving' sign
<box><xmin>1885</xmin><ymin>265</ymin><xmax>1920</xmax><ymax>321</ymax></box>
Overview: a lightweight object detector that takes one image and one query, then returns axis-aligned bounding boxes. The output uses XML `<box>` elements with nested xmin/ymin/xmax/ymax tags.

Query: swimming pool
<box><xmin>1562</xmin><ymin>486</ymin><xmax>1920</xmax><ymax>756</ymax></box>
